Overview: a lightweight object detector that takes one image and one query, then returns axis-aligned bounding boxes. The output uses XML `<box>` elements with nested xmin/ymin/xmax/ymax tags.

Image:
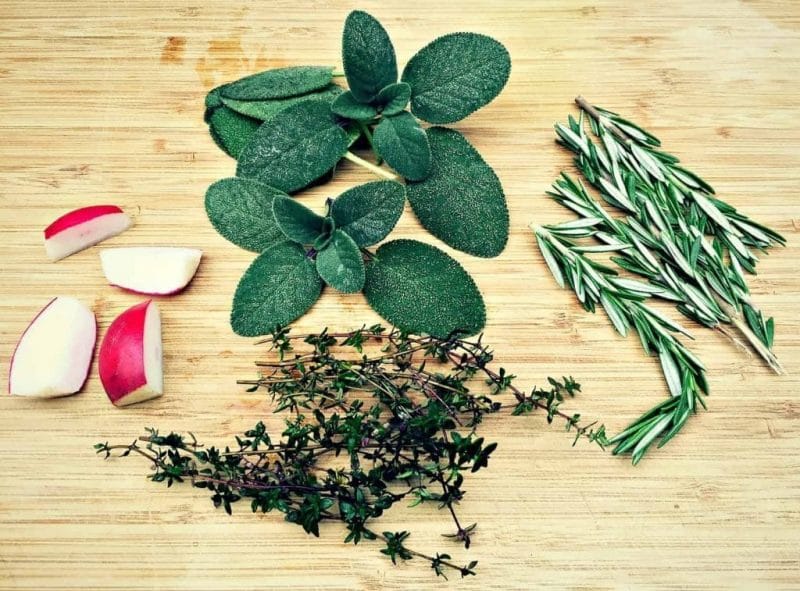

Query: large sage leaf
<box><xmin>364</xmin><ymin>239</ymin><xmax>485</xmax><ymax>337</ymax></box>
<box><xmin>221</xmin><ymin>66</ymin><xmax>334</xmax><ymax>101</ymax></box>
<box><xmin>205</xmin><ymin>177</ymin><xmax>288</xmax><ymax>252</ymax></box>
<box><xmin>331</xmin><ymin>180</ymin><xmax>405</xmax><ymax>247</ymax></box>
<box><xmin>231</xmin><ymin>241</ymin><xmax>323</xmax><ymax>336</ymax></box>
<box><xmin>237</xmin><ymin>100</ymin><xmax>349</xmax><ymax>193</ymax></box>
<box><xmin>401</xmin><ymin>33</ymin><xmax>510</xmax><ymax>124</ymax></box>
<box><xmin>315</xmin><ymin>230</ymin><xmax>365</xmax><ymax>293</ymax></box>
<box><xmin>221</xmin><ymin>84</ymin><xmax>342</xmax><ymax>121</ymax></box>
<box><xmin>342</xmin><ymin>11</ymin><xmax>397</xmax><ymax>103</ymax></box>
<box><xmin>373</xmin><ymin>112</ymin><xmax>431</xmax><ymax>181</ymax></box>
<box><xmin>407</xmin><ymin>127</ymin><xmax>508</xmax><ymax>257</ymax></box>
<box><xmin>272</xmin><ymin>195</ymin><xmax>325</xmax><ymax>244</ymax></box>
<box><xmin>208</xmin><ymin>106</ymin><xmax>261</xmax><ymax>158</ymax></box>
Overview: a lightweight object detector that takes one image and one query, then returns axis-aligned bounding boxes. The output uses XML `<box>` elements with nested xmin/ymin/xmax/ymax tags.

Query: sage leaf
<box><xmin>364</xmin><ymin>239</ymin><xmax>485</xmax><ymax>337</ymax></box>
<box><xmin>376</xmin><ymin>82</ymin><xmax>411</xmax><ymax>116</ymax></box>
<box><xmin>221</xmin><ymin>66</ymin><xmax>334</xmax><ymax>101</ymax></box>
<box><xmin>208</xmin><ymin>106</ymin><xmax>261</xmax><ymax>159</ymax></box>
<box><xmin>407</xmin><ymin>127</ymin><xmax>508</xmax><ymax>257</ymax></box>
<box><xmin>331</xmin><ymin>91</ymin><xmax>379</xmax><ymax>120</ymax></box>
<box><xmin>237</xmin><ymin>100</ymin><xmax>349</xmax><ymax>193</ymax></box>
<box><xmin>315</xmin><ymin>229</ymin><xmax>365</xmax><ymax>293</ymax></box>
<box><xmin>373</xmin><ymin>112</ymin><xmax>431</xmax><ymax>181</ymax></box>
<box><xmin>204</xmin><ymin>84</ymin><xmax>226</xmax><ymax>122</ymax></box>
<box><xmin>231</xmin><ymin>241</ymin><xmax>323</xmax><ymax>336</ymax></box>
<box><xmin>272</xmin><ymin>194</ymin><xmax>325</xmax><ymax>244</ymax></box>
<box><xmin>221</xmin><ymin>84</ymin><xmax>343</xmax><ymax>121</ymax></box>
<box><xmin>342</xmin><ymin>11</ymin><xmax>398</xmax><ymax>103</ymax></box>
<box><xmin>331</xmin><ymin>180</ymin><xmax>405</xmax><ymax>247</ymax></box>
<box><xmin>401</xmin><ymin>33</ymin><xmax>510</xmax><ymax>124</ymax></box>
<box><xmin>205</xmin><ymin>177</ymin><xmax>288</xmax><ymax>252</ymax></box>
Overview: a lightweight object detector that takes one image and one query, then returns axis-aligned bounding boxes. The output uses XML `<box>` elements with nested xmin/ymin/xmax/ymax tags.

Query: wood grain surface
<box><xmin>1</xmin><ymin>1</ymin><xmax>799</xmax><ymax>589</ymax></box>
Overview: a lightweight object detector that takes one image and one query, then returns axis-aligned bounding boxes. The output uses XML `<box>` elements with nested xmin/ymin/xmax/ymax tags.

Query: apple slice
<box><xmin>44</xmin><ymin>205</ymin><xmax>132</xmax><ymax>261</ymax></box>
<box><xmin>100</xmin><ymin>247</ymin><xmax>203</xmax><ymax>295</ymax></box>
<box><xmin>9</xmin><ymin>297</ymin><xmax>96</xmax><ymax>398</ymax></box>
<box><xmin>99</xmin><ymin>300</ymin><xmax>163</xmax><ymax>406</ymax></box>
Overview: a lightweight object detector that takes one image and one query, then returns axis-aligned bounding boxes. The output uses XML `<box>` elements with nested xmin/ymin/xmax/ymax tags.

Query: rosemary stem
<box><xmin>343</xmin><ymin>151</ymin><xmax>401</xmax><ymax>181</ymax></box>
<box><xmin>574</xmin><ymin>95</ymin><xmax>632</xmax><ymax>145</ymax></box>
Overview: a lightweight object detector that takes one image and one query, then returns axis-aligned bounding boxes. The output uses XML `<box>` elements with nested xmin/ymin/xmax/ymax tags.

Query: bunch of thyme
<box><xmin>97</xmin><ymin>325</ymin><xmax>605</xmax><ymax>578</ymax></box>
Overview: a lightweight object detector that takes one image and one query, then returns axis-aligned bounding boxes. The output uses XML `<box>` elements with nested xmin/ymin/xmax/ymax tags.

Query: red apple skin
<box><xmin>44</xmin><ymin>205</ymin><xmax>124</xmax><ymax>239</ymax></box>
<box><xmin>98</xmin><ymin>300</ymin><xmax>152</xmax><ymax>404</ymax></box>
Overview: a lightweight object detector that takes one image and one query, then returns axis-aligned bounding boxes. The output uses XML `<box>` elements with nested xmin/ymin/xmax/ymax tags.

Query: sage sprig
<box><xmin>97</xmin><ymin>326</ymin><xmax>604</xmax><ymax>578</ymax></box>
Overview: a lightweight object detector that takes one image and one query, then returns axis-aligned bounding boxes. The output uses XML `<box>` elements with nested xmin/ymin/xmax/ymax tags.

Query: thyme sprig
<box><xmin>97</xmin><ymin>325</ymin><xmax>605</xmax><ymax>578</ymax></box>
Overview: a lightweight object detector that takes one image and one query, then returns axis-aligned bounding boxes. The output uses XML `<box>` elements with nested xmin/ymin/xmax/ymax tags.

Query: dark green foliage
<box><xmin>237</xmin><ymin>100</ymin><xmax>349</xmax><ymax>193</ymax></box>
<box><xmin>364</xmin><ymin>240</ymin><xmax>486</xmax><ymax>337</ymax></box>
<box><xmin>376</xmin><ymin>82</ymin><xmax>411</xmax><ymax>116</ymax></box>
<box><xmin>342</xmin><ymin>11</ymin><xmax>398</xmax><ymax>103</ymax></box>
<box><xmin>407</xmin><ymin>127</ymin><xmax>508</xmax><ymax>257</ymax></box>
<box><xmin>272</xmin><ymin>195</ymin><xmax>325</xmax><ymax>244</ymax></box>
<box><xmin>315</xmin><ymin>229</ymin><xmax>365</xmax><ymax>292</ymax></box>
<box><xmin>221</xmin><ymin>65</ymin><xmax>334</xmax><ymax>101</ymax></box>
<box><xmin>330</xmin><ymin>180</ymin><xmax>405</xmax><ymax>247</ymax></box>
<box><xmin>221</xmin><ymin>84</ymin><xmax>343</xmax><ymax>121</ymax></box>
<box><xmin>208</xmin><ymin>106</ymin><xmax>262</xmax><ymax>158</ymax></box>
<box><xmin>373</xmin><ymin>112</ymin><xmax>431</xmax><ymax>181</ymax></box>
<box><xmin>331</xmin><ymin>91</ymin><xmax>379</xmax><ymax>120</ymax></box>
<box><xmin>402</xmin><ymin>33</ymin><xmax>511</xmax><ymax>124</ymax></box>
<box><xmin>231</xmin><ymin>241</ymin><xmax>323</xmax><ymax>336</ymax></box>
<box><xmin>97</xmin><ymin>326</ymin><xmax>602</xmax><ymax>578</ymax></box>
<box><xmin>205</xmin><ymin>177</ymin><xmax>288</xmax><ymax>252</ymax></box>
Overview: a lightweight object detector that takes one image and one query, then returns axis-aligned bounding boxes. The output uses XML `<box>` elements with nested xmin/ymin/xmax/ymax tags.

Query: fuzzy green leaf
<box><xmin>231</xmin><ymin>241</ymin><xmax>323</xmax><ymax>336</ymax></box>
<box><xmin>204</xmin><ymin>84</ymin><xmax>226</xmax><ymax>122</ymax></box>
<box><xmin>208</xmin><ymin>106</ymin><xmax>262</xmax><ymax>158</ymax></box>
<box><xmin>205</xmin><ymin>177</ymin><xmax>288</xmax><ymax>252</ymax></box>
<box><xmin>272</xmin><ymin>195</ymin><xmax>325</xmax><ymax>244</ymax></box>
<box><xmin>376</xmin><ymin>82</ymin><xmax>411</xmax><ymax>116</ymax></box>
<box><xmin>331</xmin><ymin>180</ymin><xmax>406</xmax><ymax>247</ymax></box>
<box><xmin>401</xmin><ymin>33</ymin><xmax>510</xmax><ymax>124</ymax></box>
<box><xmin>221</xmin><ymin>84</ymin><xmax>343</xmax><ymax>121</ymax></box>
<box><xmin>373</xmin><ymin>112</ymin><xmax>431</xmax><ymax>181</ymax></box>
<box><xmin>331</xmin><ymin>91</ymin><xmax>379</xmax><ymax>120</ymax></box>
<box><xmin>407</xmin><ymin>127</ymin><xmax>508</xmax><ymax>257</ymax></box>
<box><xmin>237</xmin><ymin>100</ymin><xmax>349</xmax><ymax>193</ymax></box>
<box><xmin>221</xmin><ymin>66</ymin><xmax>334</xmax><ymax>101</ymax></box>
<box><xmin>342</xmin><ymin>11</ymin><xmax>398</xmax><ymax>103</ymax></box>
<box><xmin>364</xmin><ymin>239</ymin><xmax>485</xmax><ymax>337</ymax></box>
<box><xmin>316</xmin><ymin>230</ymin><xmax>365</xmax><ymax>293</ymax></box>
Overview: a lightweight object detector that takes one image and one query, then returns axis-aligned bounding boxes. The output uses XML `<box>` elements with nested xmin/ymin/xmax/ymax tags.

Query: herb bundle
<box><xmin>203</xmin><ymin>11</ymin><xmax>512</xmax><ymax>337</ymax></box>
<box><xmin>97</xmin><ymin>325</ymin><xmax>605</xmax><ymax>578</ymax></box>
<box><xmin>534</xmin><ymin>98</ymin><xmax>785</xmax><ymax>462</ymax></box>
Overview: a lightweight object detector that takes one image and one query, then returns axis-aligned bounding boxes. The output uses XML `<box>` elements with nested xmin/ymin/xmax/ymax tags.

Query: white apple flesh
<box><xmin>44</xmin><ymin>205</ymin><xmax>132</xmax><ymax>261</ymax></box>
<box><xmin>8</xmin><ymin>297</ymin><xmax>97</xmax><ymax>398</ymax></box>
<box><xmin>99</xmin><ymin>300</ymin><xmax>163</xmax><ymax>406</ymax></box>
<box><xmin>100</xmin><ymin>247</ymin><xmax>203</xmax><ymax>295</ymax></box>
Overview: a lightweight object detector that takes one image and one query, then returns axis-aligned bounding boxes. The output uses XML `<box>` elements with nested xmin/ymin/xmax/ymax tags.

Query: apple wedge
<box><xmin>99</xmin><ymin>300</ymin><xmax>163</xmax><ymax>406</ymax></box>
<box><xmin>8</xmin><ymin>297</ymin><xmax>96</xmax><ymax>398</ymax></box>
<box><xmin>100</xmin><ymin>247</ymin><xmax>203</xmax><ymax>295</ymax></box>
<box><xmin>44</xmin><ymin>205</ymin><xmax>132</xmax><ymax>261</ymax></box>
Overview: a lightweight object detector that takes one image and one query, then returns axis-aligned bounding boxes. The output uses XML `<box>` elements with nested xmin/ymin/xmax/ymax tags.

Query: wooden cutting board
<box><xmin>1</xmin><ymin>1</ymin><xmax>798</xmax><ymax>589</ymax></box>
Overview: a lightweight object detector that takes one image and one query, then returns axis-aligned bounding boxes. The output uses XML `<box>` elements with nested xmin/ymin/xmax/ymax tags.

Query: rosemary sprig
<box><xmin>97</xmin><ymin>325</ymin><xmax>605</xmax><ymax>578</ymax></box>
<box><xmin>533</xmin><ymin>223</ymin><xmax>707</xmax><ymax>463</ymax></box>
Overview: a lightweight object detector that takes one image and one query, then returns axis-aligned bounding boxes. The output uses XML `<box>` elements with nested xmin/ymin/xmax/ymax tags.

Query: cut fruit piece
<box><xmin>9</xmin><ymin>297</ymin><xmax>96</xmax><ymax>398</ymax></box>
<box><xmin>100</xmin><ymin>247</ymin><xmax>202</xmax><ymax>295</ymax></box>
<box><xmin>99</xmin><ymin>300</ymin><xmax>163</xmax><ymax>406</ymax></box>
<box><xmin>44</xmin><ymin>205</ymin><xmax>132</xmax><ymax>261</ymax></box>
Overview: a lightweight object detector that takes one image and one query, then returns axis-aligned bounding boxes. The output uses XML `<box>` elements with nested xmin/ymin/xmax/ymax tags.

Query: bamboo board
<box><xmin>1</xmin><ymin>1</ymin><xmax>799</xmax><ymax>589</ymax></box>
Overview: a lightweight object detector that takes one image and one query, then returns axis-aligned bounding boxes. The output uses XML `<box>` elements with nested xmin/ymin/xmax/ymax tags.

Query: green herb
<box><xmin>364</xmin><ymin>240</ymin><xmax>486</xmax><ymax>337</ymax></box>
<box><xmin>272</xmin><ymin>194</ymin><xmax>325</xmax><ymax>244</ymax></box>
<box><xmin>375</xmin><ymin>82</ymin><xmax>411</xmax><ymax>116</ymax></box>
<box><xmin>205</xmin><ymin>177</ymin><xmax>288</xmax><ymax>252</ymax></box>
<box><xmin>329</xmin><ymin>180</ymin><xmax>405</xmax><ymax>247</ymax></box>
<box><xmin>207</xmin><ymin>106</ymin><xmax>261</xmax><ymax>158</ymax></box>
<box><xmin>407</xmin><ymin>128</ymin><xmax>509</xmax><ymax>257</ymax></box>
<box><xmin>97</xmin><ymin>326</ymin><xmax>605</xmax><ymax>578</ymax></box>
<box><xmin>221</xmin><ymin>65</ymin><xmax>334</xmax><ymax>101</ymax></box>
<box><xmin>222</xmin><ymin>84</ymin><xmax>343</xmax><ymax>121</ymax></box>
<box><xmin>331</xmin><ymin>91</ymin><xmax>379</xmax><ymax>121</ymax></box>
<box><xmin>231</xmin><ymin>241</ymin><xmax>323</xmax><ymax>336</ymax></box>
<box><xmin>401</xmin><ymin>33</ymin><xmax>511</xmax><ymax>124</ymax></box>
<box><xmin>237</xmin><ymin>100</ymin><xmax>349</xmax><ymax>193</ymax></box>
<box><xmin>315</xmin><ymin>229</ymin><xmax>365</xmax><ymax>293</ymax></box>
<box><xmin>372</xmin><ymin>112</ymin><xmax>431</xmax><ymax>181</ymax></box>
<box><xmin>342</xmin><ymin>11</ymin><xmax>398</xmax><ymax>103</ymax></box>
